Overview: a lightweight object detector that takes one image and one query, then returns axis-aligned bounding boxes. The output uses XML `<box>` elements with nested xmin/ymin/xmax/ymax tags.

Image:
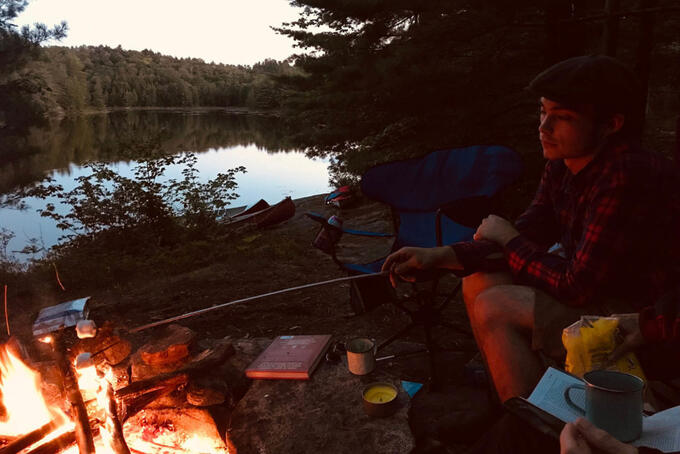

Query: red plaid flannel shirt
<box><xmin>453</xmin><ymin>141</ymin><xmax>680</xmax><ymax>308</ymax></box>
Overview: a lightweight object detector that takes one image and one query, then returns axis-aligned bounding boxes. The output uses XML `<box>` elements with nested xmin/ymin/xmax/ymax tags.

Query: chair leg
<box><xmin>437</xmin><ymin>320</ymin><xmax>472</xmax><ymax>338</ymax></box>
<box><xmin>423</xmin><ymin>317</ymin><xmax>442</xmax><ymax>390</ymax></box>
<box><xmin>377</xmin><ymin>322</ymin><xmax>418</xmax><ymax>352</ymax></box>
<box><xmin>374</xmin><ymin>278</ymin><xmax>473</xmax><ymax>388</ymax></box>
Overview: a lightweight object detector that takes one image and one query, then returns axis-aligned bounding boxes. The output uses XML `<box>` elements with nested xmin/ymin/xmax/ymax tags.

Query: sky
<box><xmin>15</xmin><ymin>0</ymin><xmax>303</xmax><ymax>66</ymax></box>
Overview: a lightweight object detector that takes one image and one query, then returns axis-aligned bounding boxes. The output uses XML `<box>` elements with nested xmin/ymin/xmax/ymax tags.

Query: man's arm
<box><xmin>381</xmin><ymin>161</ymin><xmax>561</xmax><ymax>285</ymax></box>
<box><xmin>639</xmin><ymin>283</ymin><xmax>680</xmax><ymax>342</ymax></box>
<box><xmin>607</xmin><ymin>283</ymin><xmax>680</xmax><ymax>363</ymax></box>
<box><xmin>496</xmin><ymin>157</ymin><xmax>667</xmax><ymax>306</ymax></box>
<box><xmin>453</xmin><ymin>159</ymin><xmax>561</xmax><ymax>273</ymax></box>
<box><xmin>381</xmin><ymin>246</ymin><xmax>463</xmax><ymax>287</ymax></box>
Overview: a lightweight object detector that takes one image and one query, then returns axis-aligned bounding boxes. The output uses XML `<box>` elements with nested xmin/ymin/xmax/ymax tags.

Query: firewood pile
<box><xmin>0</xmin><ymin>322</ymin><xmax>242</xmax><ymax>453</ymax></box>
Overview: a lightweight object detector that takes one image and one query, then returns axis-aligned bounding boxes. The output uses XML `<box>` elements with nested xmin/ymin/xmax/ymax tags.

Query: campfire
<box><xmin>0</xmin><ymin>322</ymin><xmax>234</xmax><ymax>454</ymax></box>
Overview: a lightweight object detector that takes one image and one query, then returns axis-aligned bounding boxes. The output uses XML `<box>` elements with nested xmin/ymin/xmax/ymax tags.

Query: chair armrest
<box><xmin>305</xmin><ymin>212</ymin><xmax>393</xmax><ymax>237</ymax></box>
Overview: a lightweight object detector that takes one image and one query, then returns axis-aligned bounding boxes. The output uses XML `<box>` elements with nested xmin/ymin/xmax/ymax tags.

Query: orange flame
<box><xmin>0</xmin><ymin>344</ymin><xmax>226</xmax><ymax>453</ymax></box>
<box><xmin>0</xmin><ymin>346</ymin><xmax>59</xmax><ymax>436</ymax></box>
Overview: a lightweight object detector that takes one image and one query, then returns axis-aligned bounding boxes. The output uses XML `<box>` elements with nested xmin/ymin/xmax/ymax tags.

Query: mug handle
<box><xmin>564</xmin><ymin>384</ymin><xmax>586</xmax><ymax>416</ymax></box>
<box><xmin>371</xmin><ymin>338</ymin><xmax>378</xmax><ymax>356</ymax></box>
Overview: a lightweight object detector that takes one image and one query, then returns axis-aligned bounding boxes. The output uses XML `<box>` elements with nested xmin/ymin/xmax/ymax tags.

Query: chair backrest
<box><xmin>360</xmin><ymin>145</ymin><xmax>522</xmax><ymax>249</ymax></box>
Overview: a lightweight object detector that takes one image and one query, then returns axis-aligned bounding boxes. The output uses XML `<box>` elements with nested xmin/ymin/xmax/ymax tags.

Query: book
<box><xmin>245</xmin><ymin>334</ymin><xmax>332</xmax><ymax>380</ymax></box>
<box><xmin>525</xmin><ymin>367</ymin><xmax>680</xmax><ymax>452</ymax></box>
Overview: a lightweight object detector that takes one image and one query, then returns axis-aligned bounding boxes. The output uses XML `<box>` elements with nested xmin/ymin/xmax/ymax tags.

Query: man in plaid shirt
<box><xmin>382</xmin><ymin>55</ymin><xmax>680</xmax><ymax>402</ymax></box>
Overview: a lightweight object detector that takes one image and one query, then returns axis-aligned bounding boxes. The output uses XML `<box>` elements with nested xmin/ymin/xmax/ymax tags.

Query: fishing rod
<box><xmin>128</xmin><ymin>271</ymin><xmax>389</xmax><ymax>333</ymax></box>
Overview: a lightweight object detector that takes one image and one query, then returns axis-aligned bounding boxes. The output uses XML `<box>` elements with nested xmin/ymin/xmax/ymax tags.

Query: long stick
<box><xmin>130</xmin><ymin>271</ymin><xmax>388</xmax><ymax>333</ymax></box>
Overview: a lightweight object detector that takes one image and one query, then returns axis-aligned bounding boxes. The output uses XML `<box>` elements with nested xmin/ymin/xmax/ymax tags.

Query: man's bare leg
<box><xmin>466</xmin><ymin>284</ymin><xmax>544</xmax><ymax>401</ymax></box>
<box><xmin>462</xmin><ymin>271</ymin><xmax>514</xmax><ymax>306</ymax></box>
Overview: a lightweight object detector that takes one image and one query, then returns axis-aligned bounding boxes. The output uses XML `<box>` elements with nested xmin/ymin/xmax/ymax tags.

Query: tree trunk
<box><xmin>544</xmin><ymin>1</ymin><xmax>572</xmax><ymax>64</ymax></box>
<box><xmin>635</xmin><ymin>0</ymin><xmax>659</xmax><ymax>132</ymax></box>
<box><xmin>602</xmin><ymin>0</ymin><xmax>621</xmax><ymax>56</ymax></box>
<box><xmin>544</xmin><ymin>1</ymin><xmax>588</xmax><ymax>64</ymax></box>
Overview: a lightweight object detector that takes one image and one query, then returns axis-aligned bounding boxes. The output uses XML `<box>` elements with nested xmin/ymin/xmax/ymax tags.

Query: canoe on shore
<box><xmin>227</xmin><ymin>199</ymin><xmax>270</xmax><ymax>218</ymax></box>
<box><xmin>224</xmin><ymin>197</ymin><xmax>295</xmax><ymax>228</ymax></box>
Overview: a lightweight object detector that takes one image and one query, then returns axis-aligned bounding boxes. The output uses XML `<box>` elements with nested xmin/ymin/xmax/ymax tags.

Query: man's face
<box><xmin>538</xmin><ymin>97</ymin><xmax>604</xmax><ymax>160</ymax></box>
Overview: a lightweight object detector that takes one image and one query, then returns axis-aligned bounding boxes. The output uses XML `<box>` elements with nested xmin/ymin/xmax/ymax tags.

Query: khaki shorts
<box><xmin>531</xmin><ymin>289</ymin><xmax>638</xmax><ymax>361</ymax></box>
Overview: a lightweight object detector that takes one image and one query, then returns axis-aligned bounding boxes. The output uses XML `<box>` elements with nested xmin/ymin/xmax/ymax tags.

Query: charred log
<box><xmin>0</xmin><ymin>421</ymin><xmax>59</xmax><ymax>454</ymax></box>
<box><xmin>53</xmin><ymin>332</ymin><xmax>95</xmax><ymax>454</ymax></box>
<box><xmin>102</xmin><ymin>380</ymin><xmax>130</xmax><ymax>454</ymax></box>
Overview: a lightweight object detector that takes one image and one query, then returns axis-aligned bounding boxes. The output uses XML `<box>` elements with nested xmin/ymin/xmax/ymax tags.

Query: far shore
<box><xmin>51</xmin><ymin>105</ymin><xmax>281</xmax><ymax>118</ymax></box>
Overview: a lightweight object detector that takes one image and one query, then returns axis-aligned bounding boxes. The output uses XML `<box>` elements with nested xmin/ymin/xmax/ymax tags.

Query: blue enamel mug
<box><xmin>564</xmin><ymin>370</ymin><xmax>644</xmax><ymax>442</ymax></box>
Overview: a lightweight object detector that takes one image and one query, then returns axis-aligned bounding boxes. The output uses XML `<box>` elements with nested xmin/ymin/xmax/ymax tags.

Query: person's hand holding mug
<box><xmin>560</xmin><ymin>418</ymin><xmax>638</xmax><ymax>454</ymax></box>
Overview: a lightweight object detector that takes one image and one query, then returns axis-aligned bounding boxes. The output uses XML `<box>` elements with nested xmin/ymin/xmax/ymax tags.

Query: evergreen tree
<box><xmin>273</xmin><ymin>0</ymin><xmax>549</xmax><ymax>178</ymax></box>
<box><xmin>274</xmin><ymin>0</ymin><xmax>680</xmax><ymax>180</ymax></box>
<box><xmin>0</xmin><ymin>0</ymin><xmax>67</xmax><ymax>133</ymax></box>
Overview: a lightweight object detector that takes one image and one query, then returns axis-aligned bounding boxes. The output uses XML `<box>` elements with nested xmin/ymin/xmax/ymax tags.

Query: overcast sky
<box><xmin>15</xmin><ymin>0</ymin><xmax>303</xmax><ymax>66</ymax></box>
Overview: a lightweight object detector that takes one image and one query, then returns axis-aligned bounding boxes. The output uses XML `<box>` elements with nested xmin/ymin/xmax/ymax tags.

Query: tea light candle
<box><xmin>362</xmin><ymin>382</ymin><xmax>399</xmax><ymax>417</ymax></box>
<box><xmin>363</xmin><ymin>384</ymin><xmax>397</xmax><ymax>403</ymax></box>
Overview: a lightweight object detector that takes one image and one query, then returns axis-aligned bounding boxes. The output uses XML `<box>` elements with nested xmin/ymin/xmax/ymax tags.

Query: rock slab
<box><xmin>228</xmin><ymin>339</ymin><xmax>414</xmax><ymax>454</ymax></box>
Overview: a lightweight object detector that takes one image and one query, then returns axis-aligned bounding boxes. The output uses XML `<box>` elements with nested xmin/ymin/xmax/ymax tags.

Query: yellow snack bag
<box><xmin>562</xmin><ymin>316</ymin><xmax>646</xmax><ymax>381</ymax></box>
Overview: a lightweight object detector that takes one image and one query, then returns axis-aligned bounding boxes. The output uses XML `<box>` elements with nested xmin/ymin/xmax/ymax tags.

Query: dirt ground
<box><xmin>5</xmin><ymin>193</ymin><xmax>476</xmax><ymax>377</ymax></box>
<box><xmin>73</xmin><ymin>194</ymin><xmax>477</xmax><ymax>364</ymax></box>
<box><xmin>7</xmin><ymin>194</ymin><xmax>487</xmax><ymax>452</ymax></box>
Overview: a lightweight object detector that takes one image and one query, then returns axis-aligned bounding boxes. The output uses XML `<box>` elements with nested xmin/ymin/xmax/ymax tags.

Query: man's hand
<box><xmin>560</xmin><ymin>421</ymin><xmax>592</xmax><ymax>454</ymax></box>
<box><xmin>473</xmin><ymin>215</ymin><xmax>519</xmax><ymax>246</ymax></box>
<box><xmin>381</xmin><ymin>246</ymin><xmax>459</xmax><ymax>288</ymax></box>
<box><xmin>560</xmin><ymin>418</ymin><xmax>638</xmax><ymax>454</ymax></box>
<box><xmin>607</xmin><ymin>313</ymin><xmax>645</xmax><ymax>365</ymax></box>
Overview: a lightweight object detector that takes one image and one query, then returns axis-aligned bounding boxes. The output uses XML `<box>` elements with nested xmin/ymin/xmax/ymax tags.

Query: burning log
<box><xmin>131</xmin><ymin>335</ymin><xmax>234</xmax><ymax>382</ymax></box>
<box><xmin>78</xmin><ymin>322</ymin><xmax>132</xmax><ymax>366</ymax></box>
<box><xmin>138</xmin><ymin>324</ymin><xmax>195</xmax><ymax>369</ymax></box>
<box><xmin>186</xmin><ymin>378</ymin><xmax>228</xmax><ymax>407</ymax></box>
<box><xmin>101</xmin><ymin>379</ymin><xmax>130</xmax><ymax>454</ymax></box>
<box><xmin>52</xmin><ymin>332</ymin><xmax>95</xmax><ymax>454</ymax></box>
<box><xmin>115</xmin><ymin>373</ymin><xmax>189</xmax><ymax>422</ymax></box>
<box><xmin>0</xmin><ymin>420</ymin><xmax>59</xmax><ymax>454</ymax></box>
<box><xmin>24</xmin><ymin>430</ymin><xmax>76</xmax><ymax>454</ymax></box>
<box><xmin>123</xmin><ymin>408</ymin><xmax>229</xmax><ymax>453</ymax></box>
<box><xmin>116</xmin><ymin>373</ymin><xmax>189</xmax><ymax>401</ymax></box>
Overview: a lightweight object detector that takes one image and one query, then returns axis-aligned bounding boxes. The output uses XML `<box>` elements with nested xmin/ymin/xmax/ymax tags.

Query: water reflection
<box><xmin>0</xmin><ymin>110</ymin><xmax>299</xmax><ymax>193</ymax></box>
<box><xmin>0</xmin><ymin>111</ymin><xmax>331</xmax><ymax>259</ymax></box>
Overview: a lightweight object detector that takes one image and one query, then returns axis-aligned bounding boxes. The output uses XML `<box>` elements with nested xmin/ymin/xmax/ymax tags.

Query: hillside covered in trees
<box><xmin>0</xmin><ymin>0</ymin><xmax>299</xmax><ymax>157</ymax></box>
<box><xmin>26</xmin><ymin>46</ymin><xmax>297</xmax><ymax>114</ymax></box>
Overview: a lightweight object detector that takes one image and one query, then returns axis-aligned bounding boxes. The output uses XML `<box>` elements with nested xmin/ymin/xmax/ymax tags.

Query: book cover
<box><xmin>245</xmin><ymin>334</ymin><xmax>332</xmax><ymax>380</ymax></box>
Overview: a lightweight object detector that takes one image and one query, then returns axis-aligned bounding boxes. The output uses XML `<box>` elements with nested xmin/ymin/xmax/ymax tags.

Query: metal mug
<box><xmin>564</xmin><ymin>370</ymin><xmax>644</xmax><ymax>442</ymax></box>
<box><xmin>346</xmin><ymin>337</ymin><xmax>377</xmax><ymax>375</ymax></box>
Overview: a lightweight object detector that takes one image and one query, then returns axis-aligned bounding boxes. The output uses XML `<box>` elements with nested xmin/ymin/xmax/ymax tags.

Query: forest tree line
<box><xmin>24</xmin><ymin>46</ymin><xmax>297</xmax><ymax>114</ymax></box>
<box><xmin>0</xmin><ymin>0</ymin><xmax>298</xmax><ymax>143</ymax></box>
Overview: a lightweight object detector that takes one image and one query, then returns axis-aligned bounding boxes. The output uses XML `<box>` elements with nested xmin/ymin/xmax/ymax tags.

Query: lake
<box><xmin>0</xmin><ymin>111</ymin><xmax>331</xmax><ymax>261</ymax></box>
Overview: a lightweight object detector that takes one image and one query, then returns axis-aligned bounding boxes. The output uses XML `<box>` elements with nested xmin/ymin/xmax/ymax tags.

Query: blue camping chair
<box><xmin>308</xmin><ymin>145</ymin><xmax>522</xmax><ymax>382</ymax></box>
